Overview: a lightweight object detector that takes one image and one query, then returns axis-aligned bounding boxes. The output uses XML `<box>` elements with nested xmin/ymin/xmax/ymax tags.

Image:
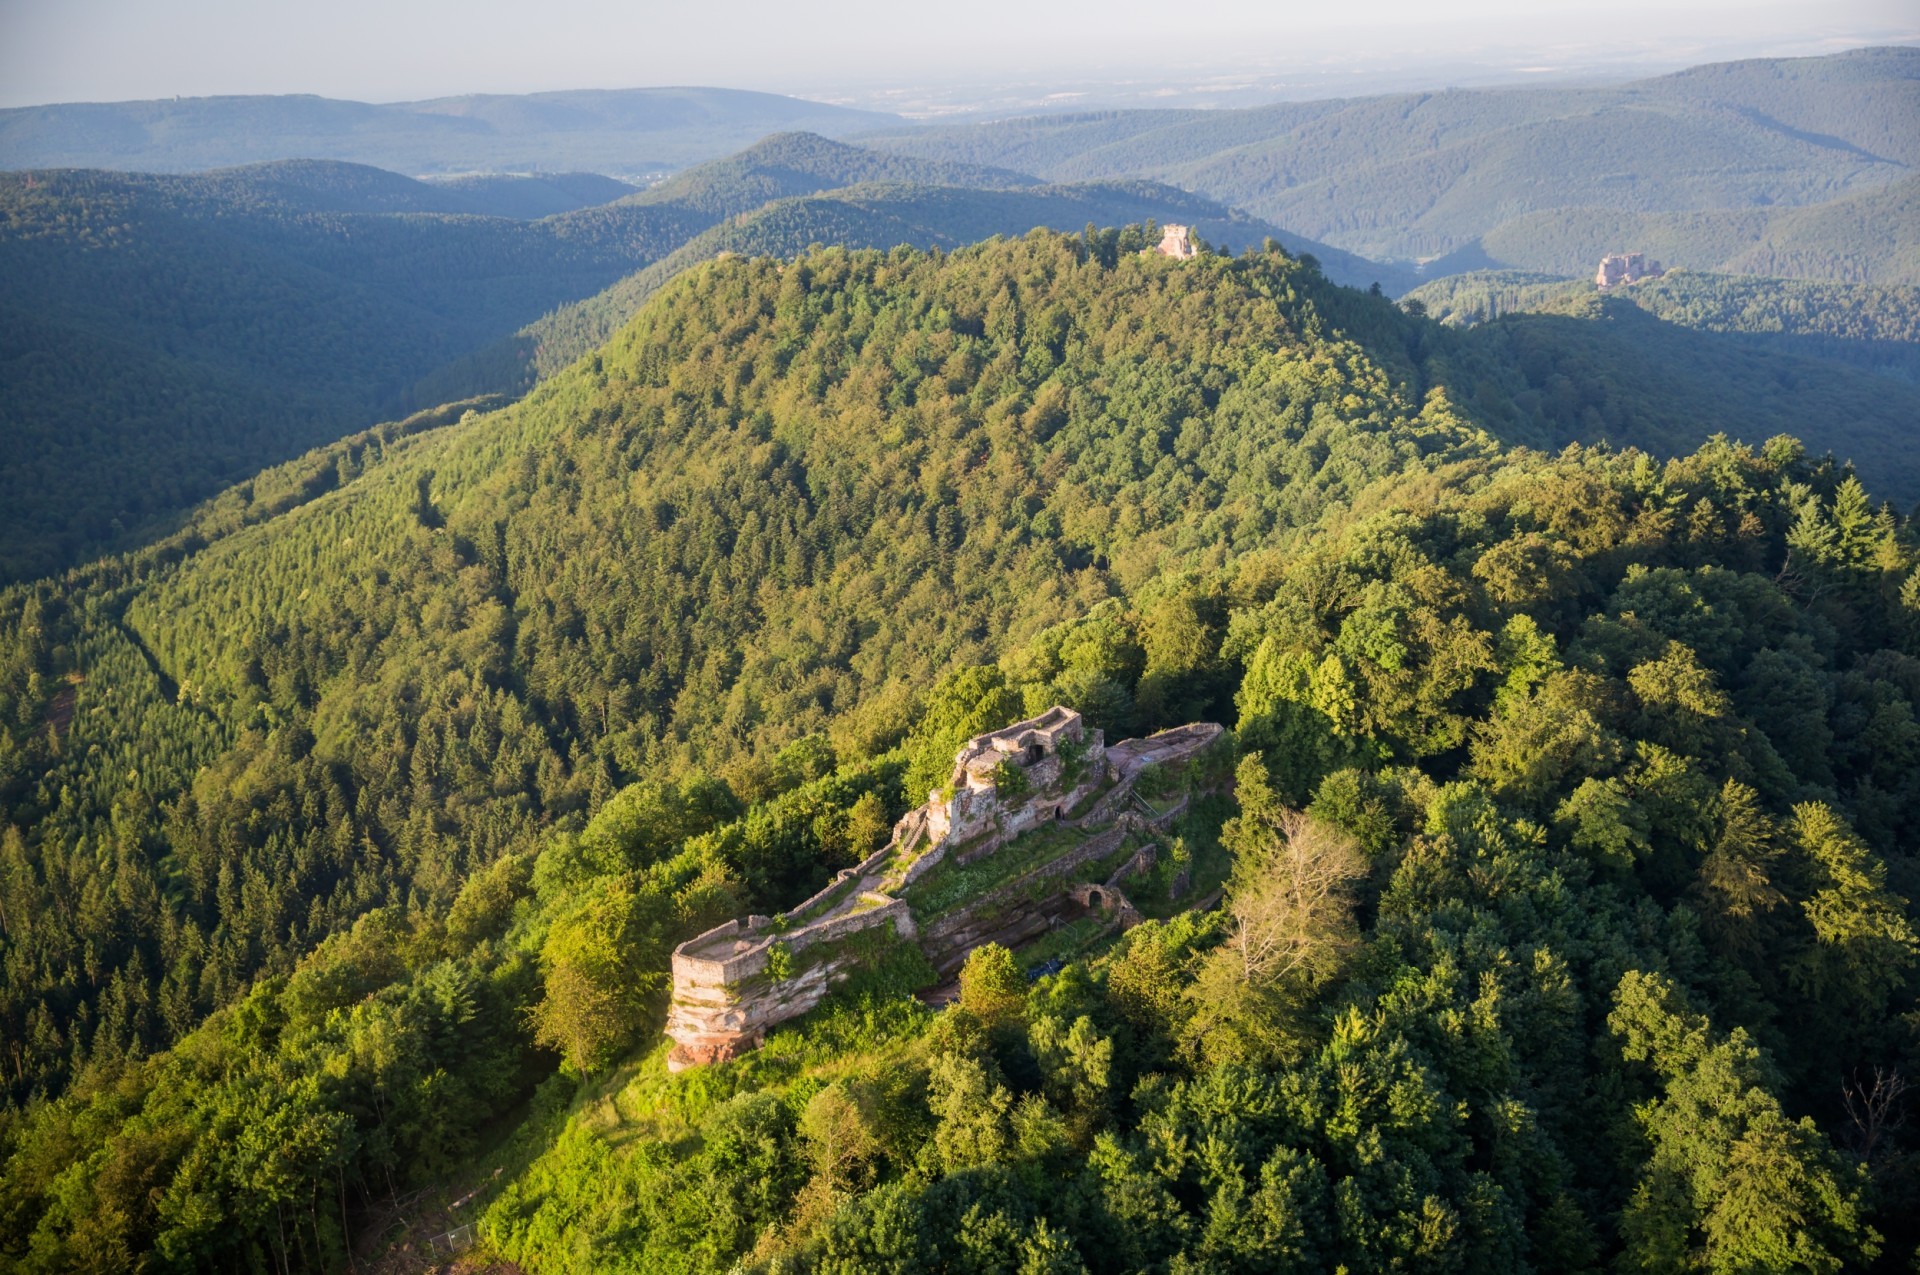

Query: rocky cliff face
<box><xmin>662</xmin><ymin>709</ymin><xmax>1224</xmax><ymax>1070</ymax></box>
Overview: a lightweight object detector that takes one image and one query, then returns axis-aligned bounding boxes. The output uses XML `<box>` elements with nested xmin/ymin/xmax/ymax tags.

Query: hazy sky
<box><xmin>0</xmin><ymin>0</ymin><xmax>1913</xmax><ymax>109</ymax></box>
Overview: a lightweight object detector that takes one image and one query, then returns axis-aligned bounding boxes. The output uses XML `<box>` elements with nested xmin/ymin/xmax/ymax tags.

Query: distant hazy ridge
<box><xmin>0</xmin><ymin>86</ymin><xmax>904</xmax><ymax>175</ymax></box>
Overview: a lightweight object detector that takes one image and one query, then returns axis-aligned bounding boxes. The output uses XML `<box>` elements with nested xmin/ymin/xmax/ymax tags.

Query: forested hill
<box><xmin>1</xmin><ymin>136</ymin><xmax>1411</xmax><ymax>582</ymax></box>
<box><xmin>0</xmin><ymin>232</ymin><xmax>1498</xmax><ymax>1123</ymax></box>
<box><xmin>418</xmin><ymin>176</ymin><xmax>1417</xmax><ymax>405</ymax></box>
<box><xmin>3</xmin><ymin>230</ymin><xmax>1919</xmax><ymax>1270</ymax></box>
<box><xmin>1406</xmin><ymin>268</ymin><xmax>1920</xmax><ymax>382</ymax></box>
<box><xmin>858</xmin><ymin>46</ymin><xmax>1920</xmax><ymax>273</ymax></box>
<box><xmin>1439</xmin><ymin>295</ymin><xmax>1920</xmax><ymax>505</ymax></box>
<box><xmin>622</xmin><ymin>130</ymin><xmax>1041</xmax><ymax>212</ymax></box>
<box><xmin>1475</xmin><ymin>175</ymin><xmax>1920</xmax><ymax>286</ymax></box>
<box><xmin>0</xmin><ymin>163</ymin><xmax>711</xmax><ymax>581</ymax></box>
<box><xmin>422</xmin><ymin>169</ymin><xmax>639</xmax><ymax>218</ymax></box>
<box><xmin>1396</xmin><ymin>269</ymin><xmax>1920</xmax><ymax>500</ymax></box>
<box><xmin>0</xmin><ymin>86</ymin><xmax>903</xmax><ymax>174</ymax></box>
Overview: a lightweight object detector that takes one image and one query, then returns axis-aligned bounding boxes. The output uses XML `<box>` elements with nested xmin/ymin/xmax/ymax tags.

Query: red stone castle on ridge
<box><xmin>663</xmin><ymin>707</ymin><xmax>1224</xmax><ymax>1070</ymax></box>
<box><xmin>1595</xmin><ymin>252</ymin><xmax>1663</xmax><ymax>289</ymax></box>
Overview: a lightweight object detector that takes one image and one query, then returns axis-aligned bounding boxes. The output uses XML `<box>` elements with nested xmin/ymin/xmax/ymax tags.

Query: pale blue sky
<box><xmin>0</xmin><ymin>0</ymin><xmax>1912</xmax><ymax>109</ymax></box>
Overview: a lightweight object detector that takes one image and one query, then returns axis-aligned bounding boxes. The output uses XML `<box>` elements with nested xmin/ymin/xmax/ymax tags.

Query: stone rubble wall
<box><xmin>672</xmin><ymin>891</ymin><xmax>911</xmax><ymax>993</ymax></box>
<box><xmin>915</xmin><ymin>797</ymin><xmax>1185</xmax><ymax>974</ymax></box>
<box><xmin>668</xmin><ymin>951</ymin><xmax>845</xmax><ymax>1069</ymax></box>
<box><xmin>671</xmin><ymin>915</ymin><xmax>772</xmax><ymax>984</ymax></box>
<box><xmin>1106</xmin><ymin>842</ymin><xmax>1159</xmax><ymax>890</ymax></box>
<box><xmin>1107</xmin><ymin>722</ymin><xmax>1223</xmax><ymax>778</ymax></box>
<box><xmin>1594</xmin><ymin>251</ymin><xmax>1663</xmax><ymax>289</ymax></box>
<box><xmin>933</xmin><ymin>731</ymin><xmax>1107</xmax><ymax>849</ymax></box>
<box><xmin>950</xmin><ymin>705</ymin><xmax>1084</xmax><ymax>788</ymax></box>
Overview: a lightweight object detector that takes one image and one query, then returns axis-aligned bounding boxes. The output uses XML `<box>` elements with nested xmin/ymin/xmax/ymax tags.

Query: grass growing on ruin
<box><xmin>902</xmin><ymin>821</ymin><xmax>1091</xmax><ymax>916</ymax></box>
<box><xmin>787</xmin><ymin>870</ymin><xmax>866</xmax><ymax>924</ymax></box>
<box><xmin>1015</xmin><ymin>915</ymin><xmax>1118</xmax><ymax>969</ymax></box>
<box><xmin>898</xmin><ymin>821</ymin><xmax>1136</xmax><ymax>921</ymax></box>
<box><xmin>1063</xmin><ymin>772</ymin><xmax>1118</xmax><ymax>820</ymax></box>
<box><xmin>1132</xmin><ymin>795</ymin><xmax>1233</xmax><ymax>918</ymax></box>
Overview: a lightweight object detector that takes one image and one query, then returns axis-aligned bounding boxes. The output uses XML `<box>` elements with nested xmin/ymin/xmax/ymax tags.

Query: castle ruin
<box><xmin>1154</xmin><ymin>224</ymin><xmax>1199</xmax><ymax>260</ymax></box>
<box><xmin>663</xmin><ymin>707</ymin><xmax>1224</xmax><ymax>1070</ymax></box>
<box><xmin>1595</xmin><ymin>252</ymin><xmax>1662</xmax><ymax>289</ymax></box>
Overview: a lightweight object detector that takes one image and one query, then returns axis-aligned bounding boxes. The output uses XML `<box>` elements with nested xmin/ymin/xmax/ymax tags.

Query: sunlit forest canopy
<box><xmin>0</xmin><ymin>134</ymin><xmax>1407</xmax><ymax>584</ymax></box>
<box><xmin>0</xmin><ymin>227</ymin><xmax>1916</xmax><ymax>1271</ymax></box>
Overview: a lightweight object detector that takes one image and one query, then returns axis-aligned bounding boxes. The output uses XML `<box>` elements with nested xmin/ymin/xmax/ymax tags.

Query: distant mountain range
<box><xmin>5</xmin><ymin>48</ymin><xmax>1915</xmax><ymax>286</ymax></box>
<box><xmin>0</xmin><ymin>86</ymin><xmax>902</xmax><ymax>175</ymax></box>
<box><xmin>6</xmin><ymin>49</ymin><xmax>1919</xmax><ymax>580</ymax></box>
<box><xmin>858</xmin><ymin>47</ymin><xmax>1920</xmax><ymax>276</ymax></box>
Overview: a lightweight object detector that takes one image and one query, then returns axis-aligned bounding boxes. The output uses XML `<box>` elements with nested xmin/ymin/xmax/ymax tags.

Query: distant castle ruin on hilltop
<box><xmin>1154</xmin><ymin>224</ymin><xmax>1198</xmax><ymax>260</ymax></box>
<box><xmin>1595</xmin><ymin>252</ymin><xmax>1663</xmax><ymax>289</ymax></box>
<box><xmin>663</xmin><ymin>707</ymin><xmax>1224</xmax><ymax>1070</ymax></box>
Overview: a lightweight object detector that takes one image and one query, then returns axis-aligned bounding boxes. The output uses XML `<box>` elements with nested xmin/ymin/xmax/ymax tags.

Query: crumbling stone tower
<box><xmin>1155</xmin><ymin>224</ymin><xmax>1198</xmax><ymax>259</ymax></box>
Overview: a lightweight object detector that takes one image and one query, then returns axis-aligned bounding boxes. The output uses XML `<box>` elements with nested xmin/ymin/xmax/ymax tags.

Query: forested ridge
<box><xmin>1402</xmin><ymin>282</ymin><xmax>1920</xmax><ymax>506</ymax></box>
<box><xmin>1</xmin><ymin>231</ymin><xmax>1918</xmax><ymax>1272</ymax></box>
<box><xmin>0</xmin><ymin>133</ymin><xmax>1411</xmax><ymax>583</ymax></box>
<box><xmin>1472</xmin><ymin>177</ymin><xmax>1920</xmax><ymax>288</ymax></box>
<box><xmin>0</xmin><ymin>137</ymin><xmax>1034</xmax><ymax>581</ymax></box>
<box><xmin>862</xmin><ymin>47</ymin><xmax>1920</xmax><ymax>274</ymax></box>
<box><xmin>1406</xmin><ymin>268</ymin><xmax>1920</xmax><ymax>383</ymax></box>
<box><xmin>0</xmin><ymin>163</ymin><xmax>710</xmax><ymax>581</ymax></box>
<box><xmin>420</xmin><ymin>172</ymin><xmax>1414</xmax><ymax>407</ymax></box>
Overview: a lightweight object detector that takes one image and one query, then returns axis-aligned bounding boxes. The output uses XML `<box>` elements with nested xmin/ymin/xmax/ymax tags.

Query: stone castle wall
<box><xmin>663</xmin><ymin>711</ymin><xmax>1223</xmax><ymax>1070</ymax></box>
<box><xmin>666</xmin><ymin>897</ymin><xmax>918</xmax><ymax>1068</ymax></box>
<box><xmin>1595</xmin><ymin>252</ymin><xmax>1662</xmax><ymax>289</ymax></box>
<box><xmin>916</xmin><ymin>817</ymin><xmax>1135</xmax><ymax>972</ymax></box>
